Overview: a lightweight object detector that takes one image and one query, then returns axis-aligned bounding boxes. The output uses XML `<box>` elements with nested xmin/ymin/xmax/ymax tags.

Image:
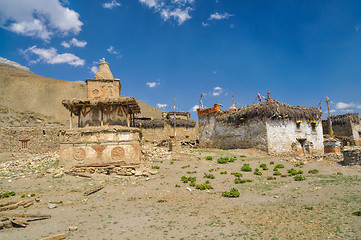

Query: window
<box><xmin>185</xmin><ymin>127</ymin><xmax>190</xmax><ymax>132</ymax></box>
<box><xmin>311</xmin><ymin>123</ymin><xmax>316</xmax><ymax>132</ymax></box>
<box><xmin>20</xmin><ymin>140</ymin><xmax>29</xmax><ymax>149</ymax></box>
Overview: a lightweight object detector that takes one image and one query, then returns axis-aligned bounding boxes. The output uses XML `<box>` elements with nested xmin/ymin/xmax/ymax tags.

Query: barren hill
<box><xmin>0</xmin><ymin>63</ymin><xmax>162</xmax><ymax>125</ymax></box>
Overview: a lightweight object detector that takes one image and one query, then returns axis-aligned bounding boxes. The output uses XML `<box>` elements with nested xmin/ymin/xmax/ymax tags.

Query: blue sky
<box><xmin>1</xmin><ymin>0</ymin><xmax>361</xmax><ymax>119</ymax></box>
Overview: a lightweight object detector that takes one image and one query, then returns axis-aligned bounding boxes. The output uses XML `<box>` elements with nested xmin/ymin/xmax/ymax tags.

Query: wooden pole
<box><xmin>326</xmin><ymin>97</ymin><xmax>333</xmax><ymax>137</ymax></box>
<box><xmin>173</xmin><ymin>98</ymin><xmax>176</xmax><ymax>140</ymax></box>
<box><xmin>69</xmin><ymin>109</ymin><xmax>72</xmax><ymax>129</ymax></box>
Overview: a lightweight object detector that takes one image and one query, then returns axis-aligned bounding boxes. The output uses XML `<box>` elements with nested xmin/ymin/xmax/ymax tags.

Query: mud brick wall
<box><xmin>198</xmin><ymin>114</ymin><xmax>268</xmax><ymax>151</ymax></box>
<box><xmin>140</xmin><ymin>124</ymin><xmax>198</xmax><ymax>143</ymax></box>
<box><xmin>0</xmin><ymin>126</ymin><xmax>62</xmax><ymax>154</ymax></box>
<box><xmin>342</xmin><ymin>146</ymin><xmax>361</xmax><ymax>165</ymax></box>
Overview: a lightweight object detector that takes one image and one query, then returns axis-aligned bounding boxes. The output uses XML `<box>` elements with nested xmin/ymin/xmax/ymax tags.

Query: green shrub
<box><xmin>240</xmin><ymin>155</ymin><xmax>247</xmax><ymax>158</ymax></box>
<box><xmin>228</xmin><ymin>157</ymin><xmax>236</xmax><ymax>162</ymax></box>
<box><xmin>208</xmin><ymin>169</ymin><xmax>214</xmax><ymax>172</ymax></box>
<box><xmin>217</xmin><ymin>157</ymin><xmax>229</xmax><ymax>164</ymax></box>
<box><xmin>274</xmin><ymin>164</ymin><xmax>284</xmax><ymax>170</ymax></box>
<box><xmin>181</xmin><ymin>165</ymin><xmax>190</xmax><ymax>169</ymax></box>
<box><xmin>220</xmin><ymin>171</ymin><xmax>228</xmax><ymax>174</ymax></box>
<box><xmin>234</xmin><ymin>178</ymin><xmax>252</xmax><ymax>184</ymax></box>
<box><xmin>205</xmin><ymin>156</ymin><xmax>213</xmax><ymax>160</ymax></box>
<box><xmin>181</xmin><ymin>176</ymin><xmax>197</xmax><ymax>183</ymax></box>
<box><xmin>294</xmin><ymin>175</ymin><xmax>306</xmax><ymax>181</ymax></box>
<box><xmin>195</xmin><ymin>183</ymin><xmax>213</xmax><ymax>190</ymax></box>
<box><xmin>267</xmin><ymin>176</ymin><xmax>276</xmax><ymax>180</ymax></box>
<box><xmin>204</xmin><ymin>173</ymin><xmax>215</xmax><ymax>179</ymax></box>
<box><xmin>0</xmin><ymin>191</ymin><xmax>16</xmax><ymax>198</ymax></box>
<box><xmin>152</xmin><ymin>165</ymin><xmax>160</xmax><ymax>169</ymax></box>
<box><xmin>254</xmin><ymin>168</ymin><xmax>262</xmax><ymax>175</ymax></box>
<box><xmin>287</xmin><ymin>168</ymin><xmax>303</xmax><ymax>176</ymax></box>
<box><xmin>337</xmin><ymin>172</ymin><xmax>343</xmax><ymax>175</ymax></box>
<box><xmin>241</xmin><ymin>164</ymin><xmax>252</xmax><ymax>172</ymax></box>
<box><xmin>352</xmin><ymin>210</ymin><xmax>361</xmax><ymax>216</ymax></box>
<box><xmin>231</xmin><ymin>172</ymin><xmax>243</xmax><ymax>178</ymax></box>
<box><xmin>222</xmin><ymin>188</ymin><xmax>240</xmax><ymax>198</ymax></box>
<box><xmin>175</xmin><ymin>184</ymin><xmax>181</xmax><ymax>187</ymax></box>
<box><xmin>270</xmin><ymin>161</ymin><xmax>275</xmax><ymax>165</ymax></box>
<box><xmin>260</xmin><ymin>164</ymin><xmax>268</xmax><ymax>170</ymax></box>
<box><xmin>187</xmin><ymin>171</ymin><xmax>197</xmax><ymax>174</ymax></box>
<box><xmin>273</xmin><ymin>171</ymin><xmax>281</xmax><ymax>176</ymax></box>
<box><xmin>308</xmin><ymin>169</ymin><xmax>319</xmax><ymax>174</ymax></box>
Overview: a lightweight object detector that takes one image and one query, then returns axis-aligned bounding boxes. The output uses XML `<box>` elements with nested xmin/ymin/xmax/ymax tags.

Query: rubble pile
<box><xmin>142</xmin><ymin>145</ymin><xmax>171</xmax><ymax>164</ymax></box>
<box><xmin>0</xmin><ymin>152</ymin><xmax>60</xmax><ymax>178</ymax></box>
<box><xmin>342</xmin><ymin>146</ymin><xmax>361</xmax><ymax>165</ymax></box>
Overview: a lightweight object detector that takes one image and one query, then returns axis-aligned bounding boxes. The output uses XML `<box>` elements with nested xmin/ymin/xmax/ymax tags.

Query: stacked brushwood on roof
<box><xmin>166</xmin><ymin>112</ymin><xmax>190</xmax><ymax>119</ymax></box>
<box><xmin>134</xmin><ymin>119</ymin><xmax>196</xmax><ymax>128</ymax></box>
<box><xmin>331</xmin><ymin>113</ymin><xmax>360</xmax><ymax>125</ymax></box>
<box><xmin>217</xmin><ymin>101</ymin><xmax>322</xmax><ymax>126</ymax></box>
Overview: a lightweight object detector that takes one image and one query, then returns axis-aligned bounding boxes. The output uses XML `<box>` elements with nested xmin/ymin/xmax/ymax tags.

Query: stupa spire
<box><xmin>94</xmin><ymin>58</ymin><xmax>114</xmax><ymax>80</ymax></box>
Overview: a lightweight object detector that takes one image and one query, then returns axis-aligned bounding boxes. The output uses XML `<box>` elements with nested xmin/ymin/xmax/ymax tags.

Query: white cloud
<box><xmin>22</xmin><ymin>45</ymin><xmax>85</xmax><ymax>66</ymax></box>
<box><xmin>190</xmin><ymin>105</ymin><xmax>199</xmax><ymax>112</ymax></box>
<box><xmin>330</xmin><ymin>109</ymin><xmax>336</xmax><ymax>113</ymax></box>
<box><xmin>202</xmin><ymin>22</ymin><xmax>209</xmax><ymax>27</ymax></box>
<box><xmin>212</xmin><ymin>86</ymin><xmax>223</xmax><ymax>96</ymax></box>
<box><xmin>61</xmin><ymin>38</ymin><xmax>87</xmax><ymax>48</ymax></box>
<box><xmin>336</xmin><ymin>102</ymin><xmax>355</xmax><ymax>109</ymax></box>
<box><xmin>139</xmin><ymin>0</ymin><xmax>194</xmax><ymax>25</ymax></box>
<box><xmin>107</xmin><ymin>46</ymin><xmax>120</xmax><ymax>54</ymax></box>
<box><xmin>0</xmin><ymin>0</ymin><xmax>83</xmax><ymax>40</ymax></box>
<box><xmin>90</xmin><ymin>66</ymin><xmax>98</xmax><ymax>74</ymax></box>
<box><xmin>146</xmin><ymin>82</ymin><xmax>160</xmax><ymax>88</ymax></box>
<box><xmin>157</xmin><ymin>103</ymin><xmax>167</xmax><ymax>108</ymax></box>
<box><xmin>209</xmin><ymin>12</ymin><xmax>234</xmax><ymax>21</ymax></box>
<box><xmin>103</xmin><ymin>0</ymin><xmax>121</xmax><ymax>9</ymax></box>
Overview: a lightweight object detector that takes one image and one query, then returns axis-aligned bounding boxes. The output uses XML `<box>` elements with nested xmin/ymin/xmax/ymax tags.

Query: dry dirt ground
<box><xmin>0</xmin><ymin>146</ymin><xmax>360</xmax><ymax>240</ymax></box>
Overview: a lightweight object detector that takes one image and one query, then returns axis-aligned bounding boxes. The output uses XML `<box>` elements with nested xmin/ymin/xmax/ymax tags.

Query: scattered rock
<box><xmin>69</xmin><ymin>226</ymin><xmax>78</xmax><ymax>231</ymax></box>
<box><xmin>48</xmin><ymin>204</ymin><xmax>57</xmax><ymax>209</ymax></box>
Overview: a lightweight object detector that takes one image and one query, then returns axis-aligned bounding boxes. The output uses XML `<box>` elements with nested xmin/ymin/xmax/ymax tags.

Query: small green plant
<box><xmin>239</xmin><ymin>155</ymin><xmax>247</xmax><ymax>158</ymax></box>
<box><xmin>273</xmin><ymin>171</ymin><xmax>281</xmax><ymax>176</ymax></box>
<box><xmin>267</xmin><ymin>176</ymin><xmax>276</xmax><ymax>180</ymax></box>
<box><xmin>241</xmin><ymin>164</ymin><xmax>252</xmax><ymax>172</ymax></box>
<box><xmin>352</xmin><ymin>210</ymin><xmax>361</xmax><ymax>216</ymax></box>
<box><xmin>308</xmin><ymin>169</ymin><xmax>319</xmax><ymax>174</ymax></box>
<box><xmin>217</xmin><ymin>157</ymin><xmax>229</xmax><ymax>164</ymax></box>
<box><xmin>270</xmin><ymin>161</ymin><xmax>275</xmax><ymax>165</ymax></box>
<box><xmin>152</xmin><ymin>165</ymin><xmax>160</xmax><ymax>169</ymax></box>
<box><xmin>274</xmin><ymin>164</ymin><xmax>284</xmax><ymax>171</ymax></box>
<box><xmin>336</xmin><ymin>172</ymin><xmax>343</xmax><ymax>175</ymax></box>
<box><xmin>208</xmin><ymin>169</ymin><xmax>214</xmax><ymax>172</ymax></box>
<box><xmin>204</xmin><ymin>173</ymin><xmax>215</xmax><ymax>179</ymax></box>
<box><xmin>234</xmin><ymin>178</ymin><xmax>252</xmax><ymax>184</ymax></box>
<box><xmin>0</xmin><ymin>191</ymin><xmax>16</xmax><ymax>198</ymax></box>
<box><xmin>260</xmin><ymin>163</ymin><xmax>268</xmax><ymax>170</ymax></box>
<box><xmin>30</xmin><ymin>193</ymin><xmax>36</xmax><ymax>197</ymax></box>
<box><xmin>181</xmin><ymin>176</ymin><xmax>197</xmax><ymax>183</ymax></box>
<box><xmin>287</xmin><ymin>168</ymin><xmax>303</xmax><ymax>176</ymax></box>
<box><xmin>181</xmin><ymin>165</ymin><xmax>190</xmax><ymax>169</ymax></box>
<box><xmin>187</xmin><ymin>171</ymin><xmax>197</xmax><ymax>174</ymax></box>
<box><xmin>228</xmin><ymin>157</ymin><xmax>236</xmax><ymax>162</ymax></box>
<box><xmin>195</xmin><ymin>183</ymin><xmax>213</xmax><ymax>190</ymax></box>
<box><xmin>254</xmin><ymin>168</ymin><xmax>262</xmax><ymax>175</ymax></box>
<box><xmin>220</xmin><ymin>171</ymin><xmax>228</xmax><ymax>174</ymax></box>
<box><xmin>222</xmin><ymin>188</ymin><xmax>240</xmax><ymax>197</ymax></box>
<box><xmin>205</xmin><ymin>156</ymin><xmax>213</xmax><ymax>160</ymax></box>
<box><xmin>231</xmin><ymin>172</ymin><xmax>243</xmax><ymax>178</ymax></box>
<box><xmin>295</xmin><ymin>162</ymin><xmax>304</xmax><ymax>167</ymax></box>
<box><xmin>294</xmin><ymin>175</ymin><xmax>306</xmax><ymax>181</ymax></box>
<box><xmin>21</xmin><ymin>194</ymin><xmax>26</xmax><ymax>198</ymax></box>
<box><xmin>304</xmin><ymin>206</ymin><xmax>314</xmax><ymax>210</ymax></box>
<box><xmin>175</xmin><ymin>184</ymin><xmax>180</xmax><ymax>187</ymax></box>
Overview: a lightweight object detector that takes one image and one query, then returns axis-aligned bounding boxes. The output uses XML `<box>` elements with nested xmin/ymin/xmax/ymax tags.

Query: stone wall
<box><xmin>140</xmin><ymin>124</ymin><xmax>198</xmax><ymax>143</ymax></box>
<box><xmin>86</xmin><ymin>79</ymin><xmax>121</xmax><ymax>99</ymax></box>
<box><xmin>267</xmin><ymin>120</ymin><xmax>324</xmax><ymax>155</ymax></box>
<box><xmin>198</xmin><ymin>114</ymin><xmax>268</xmax><ymax>150</ymax></box>
<box><xmin>342</xmin><ymin>146</ymin><xmax>361</xmax><ymax>165</ymax></box>
<box><xmin>59</xmin><ymin>126</ymin><xmax>145</xmax><ymax>169</ymax></box>
<box><xmin>0</xmin><ymin>126</ymin><xmax>62</xmax><ymax>155</ymax></box>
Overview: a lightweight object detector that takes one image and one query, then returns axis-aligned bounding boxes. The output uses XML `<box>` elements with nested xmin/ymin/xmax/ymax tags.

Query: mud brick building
<box><xmin>135</xmin><ymin>111</ymin><xmax>198</xmax><ymax>144</ymax></box>
<box><xmin>60</xmin><ymin>59</ymin><xmax>146</xmax><ymax>169</ymax></box>
<box><xmin>322</xmin><ymin>113</ymin><xmax>361</xmax><ymax>146</ymax></box>
<box><xmin>197</xmin><ymin>101</ymin><xmax>324</xmax><ymax>156</ymax></box>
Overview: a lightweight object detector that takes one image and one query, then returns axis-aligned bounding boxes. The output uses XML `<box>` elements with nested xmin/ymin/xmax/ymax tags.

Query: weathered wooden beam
<box><xmin>83</xmin><ymin>185</ymin><xmax>104</xmax><ymax>196</ymax></box>
<box><xmin>40</xmin><ymin>233</ymin><xmax>66</xmax><ymax>240</ymax></box>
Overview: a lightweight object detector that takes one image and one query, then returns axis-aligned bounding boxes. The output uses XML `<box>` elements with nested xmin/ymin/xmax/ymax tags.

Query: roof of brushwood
<box><xmin>167</xmin><ymin>112</ymin><xmax>190</xmax><ymax>117</ymax></box>
<box><xmin>62</xmin><ymin>96</ymin><xmax>140</xmax><ymax>114</ymax></box>
<box><xmin>217</xmin><ymin>101</ymin><xmax>322</xmax><ymax>125</ymax></box>
<box><xmin>134</xmin><ymin>118</ymin><xmax>196</xmax><ymax>128</ymax></box>
<box><xmin>331</xmin><ymin>113</ymin><xmax>360</xmax><ymax>125</ymax></box>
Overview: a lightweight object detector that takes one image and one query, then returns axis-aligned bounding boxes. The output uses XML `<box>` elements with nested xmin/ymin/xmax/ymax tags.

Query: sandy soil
<box><xmin>0</xmin><ymin>146</ymin><xmax>360</xmax><ymax>240</ymax></box>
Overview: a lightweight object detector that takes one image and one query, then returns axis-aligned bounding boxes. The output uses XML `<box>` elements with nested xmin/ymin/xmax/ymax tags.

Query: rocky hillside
<box><xmin>0</xmin><ymin>61</ymin><xmax>162</xmax><ymax>125</ymax></box>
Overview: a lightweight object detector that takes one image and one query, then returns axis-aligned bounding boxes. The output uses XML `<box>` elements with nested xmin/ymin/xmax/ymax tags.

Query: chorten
<box><xmin>59</xmin><ymin>59</ymin><xmax>146</xmax><ymax>173</ymax></box>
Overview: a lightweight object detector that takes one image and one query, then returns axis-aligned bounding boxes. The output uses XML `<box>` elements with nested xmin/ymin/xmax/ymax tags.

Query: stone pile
<box><xmin>0</xmin><ymin>152</ymin><xmax>59</xmax><ymax>178</ymax></box>
<box><xmin>142</xmin><ymin>145</ymin><xmax>171</xmax><ymax>164</ymax></box>
<box><xmin>342</xmin><ymin>146</ymin><xmax>361</xmax><ymax>165</ymax></box>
